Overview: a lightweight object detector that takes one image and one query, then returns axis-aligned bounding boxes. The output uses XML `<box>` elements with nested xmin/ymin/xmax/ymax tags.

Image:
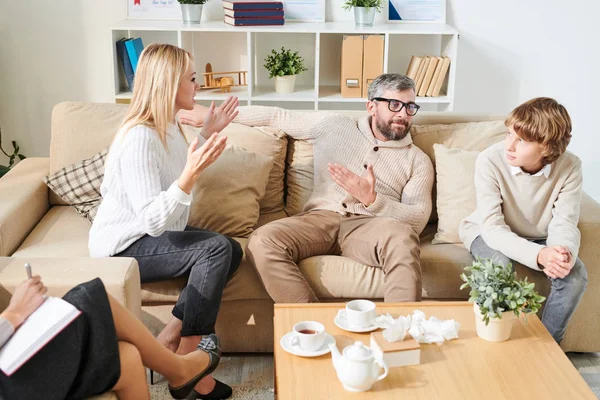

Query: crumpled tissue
<box><xmin>373</xmin><ymin>310</ymin><xmax>460</xmax><ymax>345</ymax></box>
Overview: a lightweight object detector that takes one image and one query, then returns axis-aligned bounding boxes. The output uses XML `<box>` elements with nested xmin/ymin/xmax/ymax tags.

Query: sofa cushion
<box><xmin>43</xmin><ymin>148</ymin><xmax>107</xmax><ymax>223</ymax></box>
<box><xmin>182</xmin><ymin>123</ymin><xmax>287</xmax><ymax>215</ymax></box>
<box><xmin>12</xmin><ymin>206</ymin><xmax>91</xmax><ymax>257</ymax></box>
<box><xmin>49</xmin><ymin>102</ymin><xmax>128</xmax><ymax>205</ymax></box>
<box><xmin>188</xmin><ymin>144</ymin><xmax>273</xmax><ymax>238</ymax></box>
<box><xmin>299</xmin><ymin>224</ymin><xmax>551</xmax><ymax>300</ymax></box>
<box><xmin>410</xmin><ymin>120</ymin><xmax>506</xmax><ymax>222</ymax></box>
<box><xmin>432</xmin><ymin>144</ymin><xmax>479</xmax><ymax>244</ymax></box>
<box><xmin>285</xmin><ymin>139</ymin><xmax>314</xmax><ymax>216</ymax></box>
<box><xmin>140</xmin><ymin>238</ymin><xmax>272</xmax><ymax>304</ymax></box>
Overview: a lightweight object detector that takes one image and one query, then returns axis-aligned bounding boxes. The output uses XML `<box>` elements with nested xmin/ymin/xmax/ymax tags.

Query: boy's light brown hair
<box><xmin>505</xmin><ymin>97</ymin><xmax>572</xmax><ymax>164</ymax></box>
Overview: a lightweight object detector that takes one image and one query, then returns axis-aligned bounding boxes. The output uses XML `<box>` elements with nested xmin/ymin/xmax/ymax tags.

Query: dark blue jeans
<box><xmin>115</xmin><ymin>226</ymin><xmax>242</xmax><ymax>336</ymax></box>
<box><xmin>470</xmin><ymin>235</ymin><xmax>588</xmax><ymax>343</ymax></box>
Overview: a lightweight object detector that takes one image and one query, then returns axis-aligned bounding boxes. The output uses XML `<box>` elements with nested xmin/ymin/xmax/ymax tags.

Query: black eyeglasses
<box><xmin>371</xmin><ymin>97</ymin><xmax>421</xmax><ymax>116</ymax></box>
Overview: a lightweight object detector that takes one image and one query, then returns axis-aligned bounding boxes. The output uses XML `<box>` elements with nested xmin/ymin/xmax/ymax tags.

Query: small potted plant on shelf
<box><xmin>178</xmin><ymin>0</ymin><xmax>209</xmax><ymax>24</ymax></box>
<box><xmin>263</xmin><ymin>46</ymin><xmax>308</xmax><ymax>94</ymax></box>
<box><xmin>342</xmin><ymin>0</ymin><xmax>384</xmax><ymax>27</ymax></box>
<box><xmin>460</xmin><ymin>259</ymin><xmax>546</xmax><ymax>342</ymax></box>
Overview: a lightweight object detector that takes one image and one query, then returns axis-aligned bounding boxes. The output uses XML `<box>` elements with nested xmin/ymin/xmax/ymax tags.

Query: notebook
<box><xmin>0</xmin><ymin>297</ymin><xmax>81</xmax><ymax>376</ymax></box>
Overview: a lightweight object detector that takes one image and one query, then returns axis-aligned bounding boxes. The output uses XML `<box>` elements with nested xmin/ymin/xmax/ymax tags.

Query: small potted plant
<box><xmin>342</xmin><ymin>0</ymin><xmax>384</xmax><ymax>27</ymax></box>
<box><xmin>0</xmin><ymin>126</ymin><xmax>26</xmax><ymax>178</ymax></box>
<box><xmin>460</xmin><ymin>259</ymin><xmax>546</xmax><ymax>342</ymax></box>
<box><xmin>263</xmin><ymin>46</ymin><xmax>308</xmax><ymax>94</ymax></box>
<box><xmin>178</xmin><ymin>0</ymin><xmax>209</xmax><ymax>24</ymax></box>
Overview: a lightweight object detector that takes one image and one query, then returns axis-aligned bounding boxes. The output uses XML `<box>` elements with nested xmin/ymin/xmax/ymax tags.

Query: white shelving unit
<box><xmin>110</xmin><ymin>20</ymin><xmax>458</xmax><ymax>111</ymax></box>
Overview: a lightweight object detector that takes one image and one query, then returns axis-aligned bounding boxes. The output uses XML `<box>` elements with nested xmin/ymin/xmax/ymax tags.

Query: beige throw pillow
<box><xmin>187</xmin><ymin>144</ymin><xmax>273</xmax><ymax>238</ymax></box>
<box><xmin>182</xmin><ymin>123</ymin><xmax>287</xmax><ymax>215</ymax></box>
<box><xmin>432</xmin><ymin>144</ymin><xmax>479</xmax><ymax>244</ymax></box>
<box><xmin>411</xmin><ymin>120</ymin><xmax>506</xmax><ymax>223</ymax></box>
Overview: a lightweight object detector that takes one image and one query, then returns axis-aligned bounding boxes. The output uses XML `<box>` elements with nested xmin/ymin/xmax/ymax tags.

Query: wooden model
<box><xmin>198</xmin><ymin>63</ymin><xmax>248</xmax><ymax>93</ymax></box>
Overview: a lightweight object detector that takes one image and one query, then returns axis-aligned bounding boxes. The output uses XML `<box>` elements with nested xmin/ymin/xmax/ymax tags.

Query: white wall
<box><xmin>1</xmin><ymin>0</ymin><xmax>598</xmax><ymax>200</ymax></box>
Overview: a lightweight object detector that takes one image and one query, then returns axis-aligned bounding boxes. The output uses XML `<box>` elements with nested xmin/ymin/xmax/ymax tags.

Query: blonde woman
<box><xmin>89</xmin><ymin>43</ymin><xmax>241</xmax><ymax>399</ymax></box>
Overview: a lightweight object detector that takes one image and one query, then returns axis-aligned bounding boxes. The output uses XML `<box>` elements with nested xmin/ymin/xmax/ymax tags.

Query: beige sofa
<box><xmin>0</xmin><ymin>102</ymin><xmax>598</xmax><ymax>355</ymax></box>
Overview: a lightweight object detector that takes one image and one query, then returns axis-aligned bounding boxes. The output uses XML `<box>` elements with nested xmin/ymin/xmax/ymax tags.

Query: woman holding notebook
<box><xmin>0</xmin><ymin>276</ymin><xmax>221</xmax><ymax>399</ymax></box>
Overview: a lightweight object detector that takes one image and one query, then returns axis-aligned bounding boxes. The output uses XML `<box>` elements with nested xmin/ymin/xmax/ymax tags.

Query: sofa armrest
<box><xmin>0</xmin><ymin>158</ymin><xmax>50</xmax><ymax>256</ymax></box>
<box><xmin>0</xmin><ymin>257</ymin><xmax>142</xmax><ymax>319</ymax></box>
<box><xmin>561</xmin><ymin>192</ymin><xmax>600</xmax><ymax>352</ymax></box>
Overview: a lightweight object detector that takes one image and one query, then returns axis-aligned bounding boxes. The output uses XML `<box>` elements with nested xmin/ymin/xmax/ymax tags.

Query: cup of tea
<box><xmin>291</xmin><ymin>321</ymin><xmax>325</xmax><ymax>351</ymax></box>
<box><xmin>337</xmin><ymin>299</ymin><xmax>377</xmax><ymax>328</ymax></box>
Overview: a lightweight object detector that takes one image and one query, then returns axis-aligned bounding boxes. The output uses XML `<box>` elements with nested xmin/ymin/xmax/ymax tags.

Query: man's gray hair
<box><xmin>367</xmin><ymin>74</ymin><xmax>415</xmax><ymax>101</ymax></box>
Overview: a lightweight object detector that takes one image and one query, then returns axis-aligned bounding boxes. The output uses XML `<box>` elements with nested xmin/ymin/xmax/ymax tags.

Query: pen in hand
<box><xmin>25</xmin><ymin>263</ymin><xmax>32</xmax><ymax>279</ymax></box>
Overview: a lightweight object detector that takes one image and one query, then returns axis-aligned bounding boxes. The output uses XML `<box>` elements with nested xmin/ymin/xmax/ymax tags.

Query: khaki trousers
<box><xmin>246</xmin><ymin>210</ymin><xmax>421</xmax><ymax>303</ymax></box>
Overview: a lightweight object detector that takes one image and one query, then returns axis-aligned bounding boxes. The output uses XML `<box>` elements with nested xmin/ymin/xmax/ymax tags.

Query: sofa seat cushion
<box><xmin>12</xmin><ymin>206</ymin><xmax>91</xmax><ymax>257</ymax></box>
<box><xmin>299</xmin><ymin>224</ymin><xmax>551</xmax><ymax>300</ymax></box>
<box><xmin>140</xmin><ymin>238</ymin><xmax>272</xmax><ymax>304</ymax></box>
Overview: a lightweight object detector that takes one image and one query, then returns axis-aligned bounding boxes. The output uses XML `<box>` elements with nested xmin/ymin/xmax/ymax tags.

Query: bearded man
<box><xmin>180</xmin><ymin>73</ymin><xmax>434</xmax><ymax>303</ymax></box>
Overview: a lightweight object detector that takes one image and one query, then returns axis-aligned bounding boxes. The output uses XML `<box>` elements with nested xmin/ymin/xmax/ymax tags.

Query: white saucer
<box><xmin>279</xmin><ymin>332</ymin><xmax>336</xmax><ymax>357</ymax></box>
<box><xmin>334</xmin><ymin>311</ymin><xmax>379</xmax><ymax>333</ymax></box>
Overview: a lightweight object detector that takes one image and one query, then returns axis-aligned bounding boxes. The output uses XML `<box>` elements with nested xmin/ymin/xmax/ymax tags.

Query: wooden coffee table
<box><xmin>274</xmin><ymin>302</ymin><xmax>596</xmax><ymax>399</ymax></box>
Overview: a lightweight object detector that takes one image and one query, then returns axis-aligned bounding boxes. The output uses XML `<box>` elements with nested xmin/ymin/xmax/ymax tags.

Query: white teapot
<box><xmin>329</xmin><ymin>340</ymin><xmax>389</xmax><ymax>392</ymax></box>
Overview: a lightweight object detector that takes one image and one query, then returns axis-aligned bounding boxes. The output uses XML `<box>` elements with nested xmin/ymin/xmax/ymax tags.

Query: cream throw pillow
<box><xmin>187</xmin><ymin>144</ymin><xmax>273</xmax><ymax>238</ymax></box>
<box><xmin>432</xmin><ymin>144</ymin><xmax>479</xmax><ymax>244</ymax></box>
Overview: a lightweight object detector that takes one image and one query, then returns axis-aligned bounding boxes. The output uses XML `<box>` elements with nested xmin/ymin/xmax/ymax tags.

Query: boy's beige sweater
<box><xmin>460</xmin><ymin>142</ymin><xmax>583</xmax><ymax>270</ymax></box>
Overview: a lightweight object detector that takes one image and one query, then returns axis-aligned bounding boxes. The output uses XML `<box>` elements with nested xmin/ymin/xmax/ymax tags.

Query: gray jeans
<box><xmin>115</xmin><ymin>226</ymin><xmax>242</xmax><ymax>336</ymax></box>
<box><xmin>470</xmin><ymin>235</ymin><xmax>588</xmax><ymax>343</ymax></box>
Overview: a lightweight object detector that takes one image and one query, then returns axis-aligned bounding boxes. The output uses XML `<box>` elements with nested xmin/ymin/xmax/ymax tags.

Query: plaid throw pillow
<box><xmin>43</xmin><ymin>148</ymin><xmax>108</xmax><ymax>223</ymax></box>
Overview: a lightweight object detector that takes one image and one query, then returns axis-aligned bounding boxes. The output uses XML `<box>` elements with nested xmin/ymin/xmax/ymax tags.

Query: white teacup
<box><xmin>291</xmin><ymin>321</ymin><xmax>326</xmax><ymax>352</ymax></box>
<box><xmin>337</xmin><ymin>299</ymin><xmax>377</xmax><ymax>328</ymax></box>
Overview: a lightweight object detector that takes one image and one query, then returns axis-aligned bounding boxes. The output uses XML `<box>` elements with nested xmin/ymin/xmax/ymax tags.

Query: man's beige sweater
<box><xmin>235</xmin><ymin>106</ymin><xmax>434</xmax><ymax>234</ymax></box>
<box><xmin>460</xmin><ymin>142</ymin><xmax>583</xmax><ymax>270</ymax></box>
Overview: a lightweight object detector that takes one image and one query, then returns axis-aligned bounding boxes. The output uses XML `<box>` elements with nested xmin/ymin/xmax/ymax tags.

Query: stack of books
<box><xmin>222</xmin><ymin>0</ymin><xmax>284</xmax><ymax>26</ymax></box>
<box><xmin>405</xmin><ymin>55</ymin><xmax>451</xmax><ymax>97</ymax></box>
<box><xmin>116</xmin><ymin>37</ymin><xmax>145</xmax><ymax>91</ymax></box>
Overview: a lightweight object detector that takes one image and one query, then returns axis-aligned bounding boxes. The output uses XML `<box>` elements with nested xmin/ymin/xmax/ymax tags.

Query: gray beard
<box><xmin>376</xmin><ymin>118</ymin><xmax>411</xmax><ymax>141</ymax></box>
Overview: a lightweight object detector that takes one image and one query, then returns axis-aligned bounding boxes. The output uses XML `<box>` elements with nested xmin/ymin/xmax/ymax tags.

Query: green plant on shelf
<box><xmin>342</xmin><ymin>0</ymin><xmax>384</xmax><ymax>12</ymax></box>
<box><xmin>0</xmin><ymin>126</ymin><xmax>26</xmax><ymax>178</ymax></box>
<box><xmin>263</xmin><ymin>47</ymin><xmax>308</xmax><ymax>79</ymax></box>
<box><xmin>177</xmin><ymin>0</ymin><xmax>209</xmax><ymax>4</ymax></box>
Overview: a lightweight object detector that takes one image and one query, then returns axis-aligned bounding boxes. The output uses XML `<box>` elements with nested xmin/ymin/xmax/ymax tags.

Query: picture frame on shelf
<box><xmin>387</xmin><ymin>0</ymin><xmax>446</xmax><ymax>23</ymax></box>
<box><xmin>127</xmin><ymin>0</ymin><xmax>182</xmax><ymax>20</ymax></box>
<box><xmin>284</xmin><ymin>0</ymin><xmax>326</xmax><ymax>23</ymax></box>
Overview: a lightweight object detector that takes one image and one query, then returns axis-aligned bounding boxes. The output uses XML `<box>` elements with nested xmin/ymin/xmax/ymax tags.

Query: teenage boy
<box><xmin>459</xmin><ymin>97</ymin><xmax>588</xmax><ymax>343</ymax></box>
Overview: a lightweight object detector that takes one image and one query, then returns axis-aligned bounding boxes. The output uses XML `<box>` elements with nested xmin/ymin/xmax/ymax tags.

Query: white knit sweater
<box><xmin>89</xmin><ymin>124</ymin><xmax>191</xmax><ymax>257</ymax></box>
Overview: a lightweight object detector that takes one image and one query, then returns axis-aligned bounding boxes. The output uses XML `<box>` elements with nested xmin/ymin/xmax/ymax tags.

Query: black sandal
<box><xmin>168</xmin><ymin>334</ymin><xmax>222</xmax><ymax>399</ymax></box>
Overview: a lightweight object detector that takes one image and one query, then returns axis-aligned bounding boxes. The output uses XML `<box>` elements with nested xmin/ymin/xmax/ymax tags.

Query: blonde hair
<box><xmin>118</xmin><ymin>43</ymin><xmax>192</xmax><ymax>148</ymax></box>
<box><xmin>505</xmin><ymin>97</ymin><xmax>572</xmax><ymax>164</ymax></box>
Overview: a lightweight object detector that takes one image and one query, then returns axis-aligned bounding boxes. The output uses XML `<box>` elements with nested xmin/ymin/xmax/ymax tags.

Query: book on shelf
<box><xmin>116</xmin><ymin>38</ymin><xmax>135</xmax><ymax>91</ymax></box>
<box><xmin>418</xmin><ymin>55</ymin><xmax>439</xmax><ymax>97</ymax></box>
<box><xmin>405</xmin><ymin>55</ymin><xmax>423</xmax><ymax>81</ymax></box>
<box><xmin>0</xmin><ymin>297</ymin><xmax>81</xmax><ymax>376</ymax></box>
<box><xmin>430</xmin><ymin>56</ymin><xmax>451</xmax><ymax>97</ymax></box>
<box><xmin>425</xmin><ymin>56</ymin><xmax>444</xmax><ymax>96</ymax></box>
<box><xmin>224</xmin><ymin>15</ymin><xmax>284</xmax><ymax>26</ymax></box>
<box><xmin>223</xmin><ymin>8</ymin><xmax>284</xmax><ymax>17</ymax></box>
<box><xmin>414</xmin><ymin>56</ymin><xmax>430</xmax><ymax>94</ymax></box>
<box><xmin>124</xmin><ymin>37</ymin><xmax>144</xmax><ymax>74</ymax></box>
<box><xmin>221</xmin><ymin>0</ymin><xmax>284</xmax><ymax>10</ymax></box>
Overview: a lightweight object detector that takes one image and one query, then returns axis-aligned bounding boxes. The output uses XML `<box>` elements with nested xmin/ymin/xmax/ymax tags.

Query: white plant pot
<box><xmin>354</xmin><ymin>7</ymin><xmax>376</xmax><ymax>27</ymax></box>
<box><xmin>274</xmin><ymin>75</ymin><xmax>297</xmax><ymax>93</ymax></box>
<box><xmin>181</xmin><ymin>4</ymin><xmax>203</xmax><ymax>24</ymax></box>
<box><xmin>473</xmin><ymin>303</ymin><xmax>517</xmax><ymax>342</ymax></box>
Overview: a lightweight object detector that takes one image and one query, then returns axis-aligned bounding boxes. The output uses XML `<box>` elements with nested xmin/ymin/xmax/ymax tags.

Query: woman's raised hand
<box><xmin>178</xmin><ymin>133</ymin><xmax>227</xmax><ymax>194</ymax></box>
<box><xmin>179</xmin><ymin>96</ymin><xmax>239</xmax><ymax>138</ymax></box>
<box><xmin>1</xmin><ymin>276</ymin><xmax>47</xmax><ymax>329</ymax></box>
